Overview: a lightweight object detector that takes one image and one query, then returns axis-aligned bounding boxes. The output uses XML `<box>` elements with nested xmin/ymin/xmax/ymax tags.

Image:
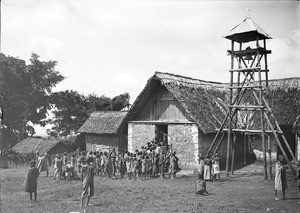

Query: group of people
<box><xmin>198</xmin><ymin>154</ymin><xmax>220</xmax><ymax>182</ymax></box>
<box><xmin>195</xmin><ymin>153</ymin><xmax>220</xmax><ymax>196</ymax></box>
<box><xmin>24</xmin><ymin>144</ymin><xmax>297</xmax><ymax>204</ymax></box>
<box><xmin>75</xmin><ymin>140</ymin><xmax>181</xmax><ymax>181</ymax></box>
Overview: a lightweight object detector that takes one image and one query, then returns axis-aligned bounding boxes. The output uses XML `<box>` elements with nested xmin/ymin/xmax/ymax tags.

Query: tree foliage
<box><xmin>49</xmin><ymin>91</ymin><xmax>130</xmax><ymax>137</ymax></box>
<box><xmin>0</xmin><ymin>53</ymin><xmax>64</xmax><ymax>148</ymax></box>
<box><xmin>112</xmin><ymin>92</ymin><xmax>130</xmax><ymax>111</ymax></box>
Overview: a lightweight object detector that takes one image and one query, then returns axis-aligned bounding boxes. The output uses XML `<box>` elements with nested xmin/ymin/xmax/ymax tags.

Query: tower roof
<box><xmin>223</xmin><ymin>16</ymin><xmax>272</xmax><ymax>43</ymax></box>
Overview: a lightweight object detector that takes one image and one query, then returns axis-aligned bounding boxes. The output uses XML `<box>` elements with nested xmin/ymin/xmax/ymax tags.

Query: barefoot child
<box><xmin>274</xmin><ymin>155</ymin><xmax>288</xmax><ymax>200</ymax></box>
<box><xmin>25</xmin><ymin>160</ymin><xmax>40</xmax><ymax>201</ymax></box>
<box><xmin>81</xmin><ymin>157</ymin><xmax>97</xmax><ymax>206</ymax></box>
<box><xmin>212</xmin><ymin>153</ymin><xmax>220</xmax><ymax>182</ymax></box>
<box><xmin>195</xmin><ymin>173</ymin><xmax>209</xmax><ymax>195</ymax></box>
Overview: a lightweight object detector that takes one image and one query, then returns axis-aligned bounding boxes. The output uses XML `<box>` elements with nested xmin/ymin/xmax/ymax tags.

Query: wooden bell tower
<box><xmin>207</xmin><ymin>14</ymin><xmax>297</xmax><ymax>179</ymax></box>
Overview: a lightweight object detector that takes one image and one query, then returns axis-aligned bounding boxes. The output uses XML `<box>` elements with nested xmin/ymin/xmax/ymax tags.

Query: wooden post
<box><xmin>244</xmin><ymin>132</ymin><xmax>247</xmax><ymax>165</ymax></box>
<box><xmin>257</xmin><ymin>37</ymin><xmax>268</xmax><ymax>180</ymax></box>
<box><xmin>267</xmin><ymin>131</ymin><xmax>272</xmax><ymax>178</ymax></box>
<box><xmin>231</xmin><ymin>133</ymin><xmax>236</xmax><ymax>175</ymax></box>
<box><xmin>226</xmin><ymin>40</ymin><xmax>234</xmax><ymax>177</ymax></box>
<box><xmin>264</xmin><ymin>39</ymin><xmax>269</xmax><ymax>88</ymax></box>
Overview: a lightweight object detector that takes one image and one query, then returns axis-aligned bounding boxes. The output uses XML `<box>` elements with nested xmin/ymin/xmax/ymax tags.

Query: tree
<box><xmin>112</xmin><ymin>92</ymin><xmax>130</xmax><ymax>111</ymax></box>
<box><xmin>49</xmin><ymin>90</ymin><xmax>89</xmax><ymax>137</ymax></box>
<box><xmin>0</xmin><ymin>53</ymin><xmax>64</xmax><ymax>148</ymax></box>
<box><xmin>49</xmin><ymin>91</ymin><xmax>130</xmax><ymax>137</ymax></box>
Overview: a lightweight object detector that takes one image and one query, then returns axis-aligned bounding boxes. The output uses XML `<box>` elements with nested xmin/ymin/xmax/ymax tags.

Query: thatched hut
<box><xmin>125</xmin><ymin>72</ymin><xmax>300</xmax><ymax>170</ymax></box>
<box><xmin>11</xmin><ymin>137</ymin><xmax>73</xmax><ymax>156</ymax></box>
<box><xmin>78</xmin><ymin>111</ymin><xmax>128</xmax><ymax>151</ymax></box>
<box><xmin>125</xmin><ymin>72</ymin><xmax>246</xmax><ymax>170</ymax></box>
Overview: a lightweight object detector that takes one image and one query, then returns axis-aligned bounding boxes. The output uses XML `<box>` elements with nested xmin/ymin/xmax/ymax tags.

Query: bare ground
<box><xmin>0</xmin><ymin>163</ymin><xmax>299</xmax><ymax>213</ymax></box>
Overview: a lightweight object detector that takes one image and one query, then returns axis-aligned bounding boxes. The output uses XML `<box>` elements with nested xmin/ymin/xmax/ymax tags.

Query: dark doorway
<box><xmin>277</xmin><ymin>125</ymin><xmax>296</xmax><ymax>160</ymax></box>
<box><xmin>155</xmin><ymin>125</ymin><xmax>168</xmax><ymax>143</ymax></box>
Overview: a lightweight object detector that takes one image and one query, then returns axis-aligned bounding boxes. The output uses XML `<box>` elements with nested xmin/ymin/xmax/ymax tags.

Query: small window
<box><xmin>160</xmin><ymin>92</ymin><xmax>174</xmax><ymax>101</ymax></box>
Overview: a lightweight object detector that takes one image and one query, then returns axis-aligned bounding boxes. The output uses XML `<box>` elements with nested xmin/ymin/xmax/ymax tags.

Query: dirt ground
<box><xmin>0</xmin><ymin>163</ymin><xmax>299</xmax><ymax>213</ymax></box>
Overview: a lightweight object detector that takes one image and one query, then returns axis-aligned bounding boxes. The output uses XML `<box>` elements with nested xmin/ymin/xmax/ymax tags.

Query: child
<box><xmin>53</xmin><ymin>154</ymin><xmax>63</xmax><ymax>180</ymax></box>
<box><xmin>203</xmin><ymin>155</ymin><xmax>211</xmax><ymax>181</ymax></box>
<box><xmin>141</xmin><ymin>156</ymin><xmax>146</xmax><ymax>180</ymax></box>
<box><xmin>275</xmin><ymin>155</ymin><xmax>289</xmax><ymax>200</ymax></box>
<box><xmin>81</xmin><ymin>157</ymin><xmax>96</xmax><ymax>206</ymax></box>
<box><xmin>101</xmin><ymin>152</ymin><xmax>108</xmax><ymax>176</ymax></box>
<box><xmin>195</xmin><ymin>173</ymin><xmax>209</xmax><ymax>195</ymax></box>
<box><xmin>198</xmin><ymin>156</ymin><xmax>205</xmax><ymax>180</ymax></box>
<box><xmin>95</xmin><ymin>154</ymin><xmax>101</xmax><ymax>175</ymax></box>
<box><xmin>212</xmin><ymin>153</ymin><xmax>220</xmax><ymax>182</ymax></box>
<box><xmin>169</xmin><ymin>151</ymin><xmax>179</xmax><ymax>179</ymax></box>
<box><xmin>133</xmin><ymin>156</ymin><xmax>138</xmax><ymax>179</ymax></box>
<box><xmin>152</xmin><ymin>154</ymin><xmax>159</xmax><ymax>178</ymax></box>
<box><xmin>25</xmin><ymin>160</ymin><xmax>40</xmax><ymax>201</ymax></box>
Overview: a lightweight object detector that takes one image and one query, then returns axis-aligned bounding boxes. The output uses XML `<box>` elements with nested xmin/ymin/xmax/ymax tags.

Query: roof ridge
<box><xmin>154</xmin><ymin>71</ymin><xmax>228</xmax><ymax>85</ymax></box>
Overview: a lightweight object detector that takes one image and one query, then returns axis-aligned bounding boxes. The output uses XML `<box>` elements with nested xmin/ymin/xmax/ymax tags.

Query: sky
<box><xmin>1</xmin><ymin>0</ymin><xmax>300</xmax><ymax>135</ymax></box>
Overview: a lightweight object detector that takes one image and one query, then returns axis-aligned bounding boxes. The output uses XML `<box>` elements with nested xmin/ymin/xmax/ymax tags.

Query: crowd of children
<box><xmin>25</xmin><ymin>144</ymin><xmax>297</xmax><ymax>203</ymax></box>
<box><xmin>74</xmin><ymin>139</ymin><xmax>181</xmax><ymax>181</ymax></box>
<box><xmin>198</xmin><ymin>153</ymin><xmax>220</xmax><ymax>182</ymax></box>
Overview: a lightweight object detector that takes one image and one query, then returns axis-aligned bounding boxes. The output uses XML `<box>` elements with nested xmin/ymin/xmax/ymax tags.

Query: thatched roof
<box><xmin>265</xmin><ymin>77</ymin><xmax>300</xmax><ymax>126</ymax></box>
<box><xmin>125</xmin><ymin>72</ymin><xmax>300</xmax><ymax>134</ymax></box>
<box><xmin>78</xmin><ymin>111</ymin><xmax>127</xmax><ymax>134</ymax></box>
<box><xmin>293</xmin><ymin>115</ymin><xmax>300</xmax><ymax>134</ymax></box>
<box><xmin>125</xmin><ymin>72</ymin><xmax>229</xmax><ymax>134</ymax></box>
<box><xmin>11</xmin><ymin>138</ymin><xmax>72</xmax><ymax>154</ymax></box>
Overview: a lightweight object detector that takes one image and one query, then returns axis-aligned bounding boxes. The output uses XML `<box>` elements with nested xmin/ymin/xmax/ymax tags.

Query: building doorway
<box><xmin>155</xmin><ymin>124</ymin><xmax>168</xmax><ymax>143</ymax></box>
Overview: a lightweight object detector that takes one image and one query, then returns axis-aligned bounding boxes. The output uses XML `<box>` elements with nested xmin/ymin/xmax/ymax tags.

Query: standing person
<box><xmin>63</xmin><ymin>152</ymin><xmax>68</xmax><ymax>166</ymax></box>
<box><xmin>25</xmin><ymin>160</ymin><xmax>39</xmax><ymax>202</ymax></box>
<box><xmin>77</xmin><ymin>152</ymin><xmax>83</xmax><ymax>173</ymax></box>
<box><xmin>169</xmin><ymin>151</ymin><xmax>179</xmax><ymax>179</ymax></box>
<box><xmin>81</xmin><ymin>157</ymin><xmax>96</xmax><ymax>207</ymax></box>
<box><xmin>198</xmin><ymin>156</ymin><xmax>205</xmax><ymax>180</ymax></box>
<box><xmin>275</xmin><ymin>155</ymin><xmax>289</xmax><ymax>200</ymax></box>
<box><xmin>204</xmin><ymin>155</ymin><xmax>211</xmax><ymax>181</ymax></box>
<box><xmin>37</xmin><ymin>153</ymin><xmax>49</xmax><ymax>177</ymax></box>
<box><xmin>106</xmin><ymin>150</ymin><xmax>113</xmax><ymax>179</ymax></box>
<box><xmin>110</xmin><ymin>147</ymin><xmax>117</xmax><ymax>179</ymax></box>
<box><xmin>101</xmin><ymin>152</ymin><xmax>108</xmax><ymax>176</ymax></box>
<box><xmin>212</xmin><ymin>153</ymin><xmax>220</xmax><ymax>182</ymax></box>
<box><xmin>158</xmin><ymin>144</ymin><xmax>165</xmax><ymax>179</ymax></box>
<box><xmin>95</xmin><ymin>154</ymin><xmax>101</xmax><ymax>176</ymax></box>
<box><xmin>152</xmin><ymin>154</ymin><xmax>159</xmax><ymax>178</ymax></box>
<box><xmin>119</xmin><ymin>152</ymin><xmax>126</xmax><ymax>179</ymax></box>
<box><xmin>125</xmin><ymin>152</ymin><xmax>131</xmax><ymax>179</ymax></box>
<box><xmin>53</xmin><ymin>154</ymin><xmax>63</xmax><ymax>180</ymax></box>
<box><xmin>141</xmin><ymin>156</ymin><xmax>146</xmax><ymax>180</ymax></box>
<box><xmin>128</xmin><ymin>153</ymin><xmax>134</xmax><ymax>179</ymax></box>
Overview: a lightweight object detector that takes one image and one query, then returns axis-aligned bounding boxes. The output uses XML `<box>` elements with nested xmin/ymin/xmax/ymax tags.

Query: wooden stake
<box><xmin>231</xmin><ymin>133</ymin><xmax>236</xmax><ymax>175</ymax></box>
<box><xmin>267</xmin><ymin>132</ymin><xmax>272</xmax><ymax>178</ymax></box>
<box><xmin>244</xmin><ymin>132</ymin><xmax>247</xmax><ymax>165</ymax></box>
<box><xmin>226</xmin><ymin>40</ymin><xmax>234</xmax><ymax>177</ymax></box>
